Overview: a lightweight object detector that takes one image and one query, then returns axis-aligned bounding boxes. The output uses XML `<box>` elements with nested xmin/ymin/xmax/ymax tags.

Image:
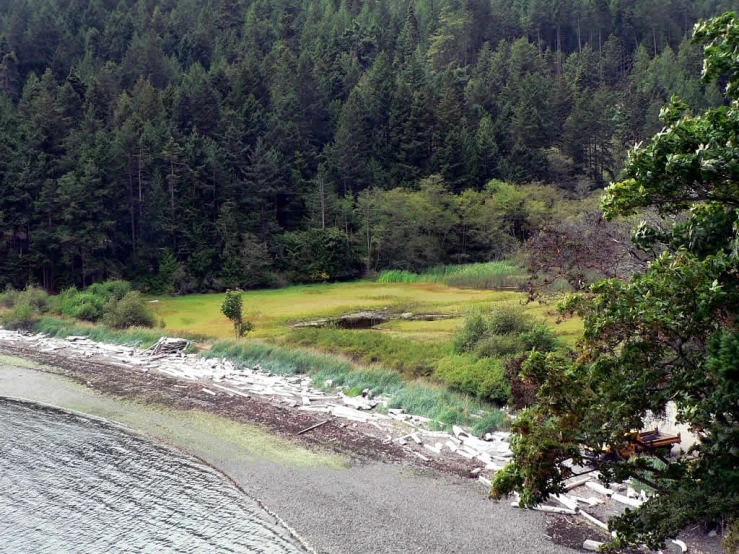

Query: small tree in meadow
<box><xmin>220</xmin><ymin>290</ymin><xmax>254</xmax><ymax>338</ymax></box>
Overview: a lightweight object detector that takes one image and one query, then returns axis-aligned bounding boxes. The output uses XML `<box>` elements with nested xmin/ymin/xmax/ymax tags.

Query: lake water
<box><xmin>0</xmin><ymin>398</ymin><xmax>305</xmax><ymax>553</ymax></box>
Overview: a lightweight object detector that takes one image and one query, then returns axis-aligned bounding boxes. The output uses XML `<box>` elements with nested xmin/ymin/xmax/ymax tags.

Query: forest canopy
<box><xmin>0</xmin><ymin>0</ymin><xmax>737</xmax><ymax>291</ymax></box>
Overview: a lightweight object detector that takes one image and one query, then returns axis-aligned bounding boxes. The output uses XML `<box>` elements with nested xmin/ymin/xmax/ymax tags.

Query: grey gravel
<box><xmin>0</xmin><ymin>360</ymin><xmax>576</xmax><ymax>554</ymax></box>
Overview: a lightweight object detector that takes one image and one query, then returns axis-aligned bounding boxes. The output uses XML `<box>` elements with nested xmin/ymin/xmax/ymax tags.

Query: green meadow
<box><xmin>23</xmin><ymin>266</ymin><xmax>582</xmax><ymax>434</ymax></box>
<box><xmin>147</xmin><ymin>277</ymin><xmax>581</xmax><ymax>375</ymax></box>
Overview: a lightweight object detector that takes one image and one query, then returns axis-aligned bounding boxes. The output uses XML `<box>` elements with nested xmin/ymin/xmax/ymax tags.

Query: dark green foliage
<box><xmin>494</xmin><ymin>16</ymin><xmax>739</xmax><ymax>552</ymax></box>
<box><xmin>278</xmin><ymin>228</ymin><xmax>361</xmax><ymax>283</ymax></box>
<box><xmin>0</xmin><ymin>0</ymin><xmax>732</xmax><ymax>291</ymax></box>
<box><xmin>102</xmin><ymin>291</ymin><xmax>156</xmax><ymax>329</ymax></box>
<box><xmin>87</xmin><ymin>280</ymin><xmax>131</xmax><ymax>301</ymax></box>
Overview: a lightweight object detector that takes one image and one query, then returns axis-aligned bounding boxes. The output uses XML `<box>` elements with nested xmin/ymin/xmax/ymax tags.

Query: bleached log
<box><xmin>532</xmin><ymin>505</ymin><xmax>577</xmax><ymax>515</ymax></box>
<box><xmin>564</xmin><ymin>477</ymin><xmax>592</xmax><ymax>491</ymax></box>
<box><xmin>553</xmin><ymin>494</ymin><xmax>580</xmax><ymax>512</ymax></box>
<box><xmin>424</xmin><ymin>444</ymin><xmax>441</xmax><ymax>455</ymax></box>
<box><xmin>456</xmin><ymin>449</ymin><xmax>476</xmax><ymax>459</ymax></box>
<box><xmin>612</xmin><ymin>493</ymin><xmax>643</xmax><ymax>509</ymax></box>
<box><xmin>445</xmin><ymin>440</ymin><xmax>459</xmax><ymax>452</ymax></box>
<box><xmin>583</xmin><ymin>540</ymin><xmax>604</xmax><ymax>551</ymax></box>
<box><xmin>201</xmin><ymin>388</ymin><xmax>216</xmax><ymax>396</ymax></box>
<box><xmin>580</xmin><ymin>510</ymin><xmax>609</xmax><ymax>531</ymax></box>
<box><xmin>585</xmin><ymin>482</ymin><xmax>615</xmax><ymax>497</ymax></box>
<box><xmin>478</xmin><ymin>476</ymin><xmax>492</xmax><ymax>487</ymax></box>
<box><xmin>413</xmin><ymin>451</ymin><xmax>430</xmax><ymax>462</ymax></box>
<box><xmin>671</xmin><ymin>539</ymin><xmax>688</xmax><ymax>553</ymax></box>
<box><xmin>452</xmin><ymin>425</ymin><xmax>468</xmax><ymax>438</ymax></box>
<box><xmin>410</xmin><ymin>433</ymin><xmax>422</xmax><ymax>444</ymax></box>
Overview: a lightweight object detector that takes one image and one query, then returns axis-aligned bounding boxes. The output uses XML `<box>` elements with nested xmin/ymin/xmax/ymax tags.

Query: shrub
<box><xmin>103</xmin><ymin>291</ymin><xmax>155</xmax><ymax>329</ymax></box>
<box><xmin>475</xmin><ymin>334</ymin><xmax>525</xmax><ymax>358</ymax></box>
<box><xmin>435</xmin><ymin>355</ymin><xmax>509</xmax><ymax>404</ymax></box>
<box><xmin>0</xmin><ymin>286</ymin><xmax>51</xmax><ymax>330</ymax></box>
<box><xmin>453</xmin><ymin>311</ymin><xmax>489</xmax><ymax>353</ymax></box>
<box><xmin>485</xmin><ymin>305</ymin><xmax>535</xmax><ymax>336</ymax></box>
<box><xmin>520</xmin><ymin>324</ymin><xmax>560</xmax><ymax>352</ymax></box>
<box><xmin>505</xmin><ymin>354</ymin><xmax>540</xmax><ymax>410</ymax></box>
<box><xmin>58</xmin><ymin>289</ymin><xmax>105</xmax><ymax>321</ymax></box>
<box><xmin>0</xmin><ymin>286</ymin><xmax>20</xmax><ymax>308</ymax></box>
<box><xmin>87</xmin><ymin>280</ymin><xmax>131</xmax><ymax>301</ymax></box>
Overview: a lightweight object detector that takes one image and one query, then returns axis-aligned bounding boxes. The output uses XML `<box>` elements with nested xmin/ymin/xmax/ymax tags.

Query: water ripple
<box><xmin>0</xmin><ymin>399</ymin><xmax>305</xmax><ymax>553</ymax></box>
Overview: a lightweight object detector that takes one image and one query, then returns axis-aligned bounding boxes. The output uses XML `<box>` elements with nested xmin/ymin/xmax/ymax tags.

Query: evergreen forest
<box><xmin>1</xmin><ymin>0</ymin><xmax>738</xmax><ymax>291</ymax></box>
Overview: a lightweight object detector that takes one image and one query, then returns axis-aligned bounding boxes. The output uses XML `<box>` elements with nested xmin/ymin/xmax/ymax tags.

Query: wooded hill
<box><xmin>0</xmin><ymin>0</ymin><xmax>736</xmax><ymax>291</ymax></box>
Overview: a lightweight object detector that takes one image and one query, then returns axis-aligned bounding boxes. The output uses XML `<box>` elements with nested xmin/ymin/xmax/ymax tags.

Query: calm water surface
<box><xmin>0</xmin><ymin>399</ymin><xmax>305</xmax><ymax>553</ymax></box>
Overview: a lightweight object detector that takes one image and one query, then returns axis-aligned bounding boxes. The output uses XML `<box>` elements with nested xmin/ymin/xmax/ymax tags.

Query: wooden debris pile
<box><xmin>511</xmin><ymin>473</ymin><xmax>690</xmax><ymax>554</ymax></box>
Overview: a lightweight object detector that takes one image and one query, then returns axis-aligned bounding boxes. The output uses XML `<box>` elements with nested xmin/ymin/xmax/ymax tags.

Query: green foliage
<box><xmin>377</xmin><ymin>261</ymin><xmax>525</xmax><ymax>290</ymax></box>
<box><xmin>220</xmin><ymin>290</ymin><xmax>253</xmax><ymax>338</ymax></box>
<box><xmin>278</xmin><ymin>228</ymin><xmax>361</xmax><ymax>283</ymax></box>
<box><xmin>87</xmin><ymin>280</ymin><xmax>131</xmax><ymax>301</ymax></box>
<box><xmin>0</xmin><ymin>0</ymin><xmax>728</xmax><ymax>292</ymax></box>
<box><xmin>0</xmin><ymin>286</ymin><xmax>50</xmax><ymax>330</ymax></box>
<box><xmin>206</xmin><ymin>339</ymin><xmax>506</xmax><ymax>433</ymax></box>
<box><xmin>495</xmin><ymin>16</ymin><xmax>739</xmax><ymax>552</ymax></box>
<box><xmin>102</xmin><ymin>291</ymin><xmax>156</xmax><ymax>329</ymax></box>
<box><xmin>59</xmin><ymin>290</ymin><xmax>105</xmax><ymax>321</ymax></box>
<box><xmin>283</xmin><ymin>328</ymin><xmax>447</xmax><ymax>377</ymax></box>
<box><xmin>435</xmin><ymin>355</ymin><xmax>509</xmax><ymax>404</ymax></box>
<box><xmin>454</xmin><ymin>305</ymin><xmax>549</xmax><ymax>358</ymax></box>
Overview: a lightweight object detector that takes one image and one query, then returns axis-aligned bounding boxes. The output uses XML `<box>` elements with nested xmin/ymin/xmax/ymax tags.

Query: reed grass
<box><xmin>377</xmin><ymin>261</ymin><xmax>525</xmax><ymax>290</ymax></box>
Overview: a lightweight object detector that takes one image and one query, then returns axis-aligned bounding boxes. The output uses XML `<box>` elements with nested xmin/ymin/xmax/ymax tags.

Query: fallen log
<box><xmin>296</xmin><ymin>420</ymin><xmax>330</xmax><ymax>436</ymax></box>
<box><xmin>579</xmin><ymin>510</ymin><xmax>609</xmax><ymax>531</ymax></box>
<box><xmin>583</xmin><ymin>540</ymin><xmax>604</xmax><ymax>551</ymax></box>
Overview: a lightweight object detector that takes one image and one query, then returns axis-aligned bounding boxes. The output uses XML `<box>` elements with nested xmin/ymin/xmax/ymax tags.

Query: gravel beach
<box><xmin>0</xmin><ymin>356</ymin><xmax>577</xmax><ymax>554</ymax></box>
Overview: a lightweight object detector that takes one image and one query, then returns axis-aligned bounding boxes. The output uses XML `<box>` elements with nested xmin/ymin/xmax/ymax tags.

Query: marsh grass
<box><xmin>34</xmin><ymin>317</ymin><xmax>209</xmax><ymax>348</ymax></box>
<box><xmin>377</xmin><ymin>261</ymin><xmax>526</xmax><ymax>290</ymax></box>
<box><xmin>206</xmin><ymin>340</ymin><xmax>507</xmax><ymax>433</ymax></box>
<box><xmin>282</xmin><ymin>328</ymin><xmax>448</xmax><ymax>377</ymax></box>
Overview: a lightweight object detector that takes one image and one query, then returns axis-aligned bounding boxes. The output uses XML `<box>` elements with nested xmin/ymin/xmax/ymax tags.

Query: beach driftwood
<box><xmin>297</xmin><ymin>420</ymin><xmax>330</xmax><ymax>436</ymax></box>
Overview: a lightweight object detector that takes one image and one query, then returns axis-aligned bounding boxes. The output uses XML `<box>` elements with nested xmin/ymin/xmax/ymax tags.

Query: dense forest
<box><xmin>0</xmin><ymin>0</ymin><xmax>737</xmax><ymax>292</ymax></box>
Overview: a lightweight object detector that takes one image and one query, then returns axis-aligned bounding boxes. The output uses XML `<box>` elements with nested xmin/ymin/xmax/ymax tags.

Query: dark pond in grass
<box><xmin>0</xmin><ymin>398</ymin><xmax>305</xmax><ymax>553</ymax></box>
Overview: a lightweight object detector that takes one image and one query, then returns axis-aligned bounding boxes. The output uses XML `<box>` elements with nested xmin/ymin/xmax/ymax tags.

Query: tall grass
<box><xmin>207</xmin><ymin>340</ymin><xmax>508</xmax><ymax>434</ymax></box>
<box><xmin>33</xmin><ymin>317</ymin><xmax>208</xmax><ymax>348</ymax></box>
<box><xmin>28</xmin><ymin>317</ymin><xmax>509</xmax><ymax>434</ymax></box>
<box><xmin>377</xmin><ymin>261</ymin><xmax>525</xmax><ymax>290</ymax></box>
<box><xmin>282</xmin><ymin>328</ymin><xmax>448</xmax><ymax>377</ymax></box>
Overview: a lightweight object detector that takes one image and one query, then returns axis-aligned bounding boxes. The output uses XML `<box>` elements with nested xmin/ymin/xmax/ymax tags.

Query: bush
<box><xmin>87</xmin><ymin>280</ymin><xmax>131</xmax><ymax>301</ymax></box>
<box><xmin>103</xmin><ymin>291</ymin><xmax>155</xmax><ymax>329</ymax></box>
<box><xmin>0</xmin><ymin>286</ymin><xmax>51</xmax><ymax>330</ymax></box>
<box><xmin>435</xmin><ymin>355</ymin><xmax>509</xmax><ymax>404</ymax></box>
<box><xmin>453</xmin><ymin>311</ymin><xmax>489</xmax><ymax>353</ymax></box>
<box><xmin>475</xmin><ymin>334</ymin><xmax>526</xmax><ymax>358</ymax></box>
<box><xmin>485</xmin><ymin>305</ymin><xmax>535</xmax><ymax>336</ymax></box>
<box><xmin>0</xmin><ymin>286</ymin><xmax>20</xmax><ymax>308</ymax></box>
<box><xmin>58</xmin><ymin>289</ymin><xmax>105</xmax><ymax>322</ymax></box>
<box><xmin>520</xmin><ymin>324</ymin><xmax>560</xmax><ymax>352</ymax></box>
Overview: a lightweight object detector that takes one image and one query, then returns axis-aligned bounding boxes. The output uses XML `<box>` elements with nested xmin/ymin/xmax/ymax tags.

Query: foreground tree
<box><xmin>493</xmin><ymin>13</ymin><xmax>739</xmax><ymax>552</ymax></box>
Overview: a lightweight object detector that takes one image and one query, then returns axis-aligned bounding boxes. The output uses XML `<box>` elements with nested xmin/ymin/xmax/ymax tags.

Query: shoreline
<box><xmin>0</xmin><ymin>345</ymin><xmax>576</xmax><ymax>554</ymax></box>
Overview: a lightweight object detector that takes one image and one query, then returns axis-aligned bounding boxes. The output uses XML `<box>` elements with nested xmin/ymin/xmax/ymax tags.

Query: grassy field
<box><xmin>26</xmin><ymin>277</ymin><xmax>582</xmax><ymax>435</ymax></box>
<box><xmin>149</xmin><ymin>281</ymin><xmax>580</xmax><ymax>344</ymax></box>
<box><xmin>147</xmin><ymin>280</ymin><xmax>581</xmax><ymax>376</ymax></box>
